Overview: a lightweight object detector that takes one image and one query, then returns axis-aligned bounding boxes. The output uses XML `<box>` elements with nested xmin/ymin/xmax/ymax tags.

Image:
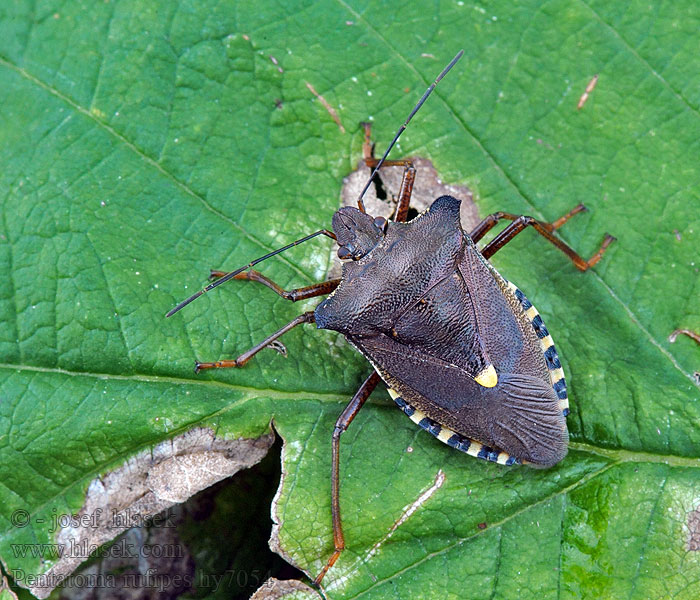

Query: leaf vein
<box><xmin>0</xmin><ymin>56</ymin><xmax>316</xmax><ymax>284</ymax></box>
<box><xmin>578</xmin><ymin>0</ymin><xmax>700</xmax><ymax>117</ymax></box>
<box><xmin>348</xmin><ymin>461</ymin><xmax>619</xmax><ymax>599</ymax></box>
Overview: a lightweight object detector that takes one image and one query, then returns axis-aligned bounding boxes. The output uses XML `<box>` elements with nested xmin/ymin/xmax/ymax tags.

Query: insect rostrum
<box><xmin>166</xmin><ymin>50</ymin><xmax>614</xmax><ymax>586</ymax></box>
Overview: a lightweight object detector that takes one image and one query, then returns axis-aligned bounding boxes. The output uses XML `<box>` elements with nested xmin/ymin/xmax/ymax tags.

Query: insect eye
<box><xmin>373</xmin><ymin>216</ymin><xmax>388</xmax><ymax>232</ymax></box>
<box><xmin>337</xmin><ymin>246</ymin><xmax>352</xmax><ymax>260</ymax></box>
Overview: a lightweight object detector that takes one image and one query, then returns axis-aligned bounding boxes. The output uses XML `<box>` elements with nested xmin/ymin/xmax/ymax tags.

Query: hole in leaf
<box><xmin>56</xmin><ymin>438</ymin><xmax>302</xmax><ymax>600</ymax></box>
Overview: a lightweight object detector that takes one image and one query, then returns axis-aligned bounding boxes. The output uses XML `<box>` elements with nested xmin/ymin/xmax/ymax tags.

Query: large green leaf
<box><xmin>1</xmin><ymin>1</ymin><xmax>699</xmax><ymax>598</ymax></box>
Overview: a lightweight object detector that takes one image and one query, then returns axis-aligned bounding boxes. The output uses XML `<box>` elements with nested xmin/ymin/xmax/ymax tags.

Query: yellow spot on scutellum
<box><xmin>475</xmin><ymin>364</ymin><xmax>498</xmax><ymax>388</ymax></box>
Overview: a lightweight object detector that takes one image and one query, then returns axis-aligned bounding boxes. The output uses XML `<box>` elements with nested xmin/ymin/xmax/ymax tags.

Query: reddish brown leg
<box><xmin>210</xmin><ymin>269</ymin><xmax>340</xmax><ymax>302</ymax></box>
<box><xmin>314</xmin><ymin>371</ymin><xmax>381</xmax><ymax>586</ymax></box>
<box><xmin>669</xmin><ymin>329</ymin><xmax>700</xmax><ymax>345</ymax></box>
<box><xmin>194</xmin><ymin>311</ymin><xmax>315</xmax><ymax>373</ymax></box>
<box><xmin>470</xmin><ymin>204</ymin><xmax>615</xmax><ymax>271</ymax></box>
<box><xmin>469</xmin><ymin>203</ymin><xmax>586</xmax><ymax>242</ymax></box>
<box><xmin>361</xmin><ymin>123</ymin><xmax>416</xmax><ymax>224</ymax></box>
<box><xmin>362</xmin><ymin>121</ymin><xmax>376</xmax><ymax>161</ymax></box>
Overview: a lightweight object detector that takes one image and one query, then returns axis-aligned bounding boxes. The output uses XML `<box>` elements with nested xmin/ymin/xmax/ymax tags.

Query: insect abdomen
<box><xmin>386</xmin><ymin>282</ymin><xmax>568</xmax><ymax>467</ymax></box>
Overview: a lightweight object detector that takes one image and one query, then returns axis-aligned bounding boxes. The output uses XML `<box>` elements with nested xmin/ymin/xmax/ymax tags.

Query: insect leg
<box><xmin>363</xmin><ymin>158</ymin><xmax>416</xmax><ymax>224</ymax></box>
<box><xmin>470</xmin><ymin>205</ymin><xmax>615</xmax><ymax>271</ymax></box>
<box><xmin>356</xmin><ymin>50</ymin><xmax>464</xmax><ymax>213</ymax></box>
<box><xmin>362</xmin><ymin>123</ymin><xmax>417</xmax><ymax>223</ymax></box>
<box><xmin>469</xmin><ymin>204</ymin><xmax>587</xmax><ymax>243</ymax></box>
<box><xmin>194</xmin><ymin>311</ymin><xmax>315</xmax><ymax>373</ymax></box>
<box><xmin>392</xmin><ymin>164</ymin><xmax>416</xmax><ymax>223</ymax></box>
<box><xmin>314</xmin><ymin>370</ymin><xmax>381</xmax><ymax>586</ymax></box>
<box><xmin>209</xmin><ymin>270</ymin><xmax>340</xmax><ymax>302</ymax></box>
<box><xmin>166</xmin><ymin>229</ymin><xmax>336</xmax><ymax>317</ymax></box>
<box><xmin>361</xmin><ymin>121</ymin><xmax>376</xmax><ymax>160</ymax></box>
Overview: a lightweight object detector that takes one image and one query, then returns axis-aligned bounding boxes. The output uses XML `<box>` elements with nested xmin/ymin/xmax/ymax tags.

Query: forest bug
<box><xmin>166</xmin><ymin>50</ymin><xmax>615</xmax><ymax>585</ymax></box>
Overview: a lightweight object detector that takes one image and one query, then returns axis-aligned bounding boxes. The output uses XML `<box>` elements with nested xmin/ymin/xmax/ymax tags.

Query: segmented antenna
<box><xmin>166</xmin><ymin>229</ymin><xmax>335</xmax><ymax>317</ymax></box>
<box><xmin>356</xmin><ymin>49</ymin><xmax>464</xmax><ymax>213</ymax></box>
<box><xmin>166</xmin><ymin>51</ymin><xmax>464</xmax><ymax>317</ymax></box>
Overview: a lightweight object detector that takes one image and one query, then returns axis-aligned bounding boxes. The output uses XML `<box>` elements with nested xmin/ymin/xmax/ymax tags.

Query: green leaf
<box><xmin>0</xmin><ymin>575</ymin><xmax>18</xmax><ymax>600</ymax></box>
<box><xmin>1</xmin><ymin>1</ymin><xmax>699</xmax><ymax>599</ymax></box>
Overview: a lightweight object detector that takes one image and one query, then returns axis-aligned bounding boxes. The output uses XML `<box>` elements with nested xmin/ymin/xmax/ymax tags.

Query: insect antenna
<box><xmin>166</xmin><ymin>229</ymin><xmax>336</xmax><ymax>317</ymax></box>
<box><xmin>356</xmin><ymin>49</ymin><xmax>464</xmax><ymax>213</ymax></box>
<box><xmin>167</xmin><ymin>52</ymin><xmax>464</xmax><ymax>317</ymax></box>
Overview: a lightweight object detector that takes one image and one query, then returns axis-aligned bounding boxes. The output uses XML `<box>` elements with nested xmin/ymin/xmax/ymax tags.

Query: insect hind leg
<box><xmin>470</xmin><ymin>204</ymin><xmax>615</xmax><ymax>271</ymax></box>
<box><xmin>314</xmin><ymin>371</ymin><xmax>381</xmax><ymax>586</ymax></box>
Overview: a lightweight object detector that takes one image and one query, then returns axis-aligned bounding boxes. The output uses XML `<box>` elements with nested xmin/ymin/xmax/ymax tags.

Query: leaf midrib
<box><xmin>2</xmin><ymin>361</ymin><xmax>698</xmax><ymax>549</ymax></box>
<box><xmin>3</xmin><ymin>355</ymin><xmax>700</xmax><ymax>465</ymax></box>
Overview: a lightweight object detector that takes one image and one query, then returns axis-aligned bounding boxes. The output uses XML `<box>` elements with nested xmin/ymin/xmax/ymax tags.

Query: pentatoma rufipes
<box><xmin>166</xmin><ymin>50</ymin><xmax>615</xmax><ymax>584</ymax></box>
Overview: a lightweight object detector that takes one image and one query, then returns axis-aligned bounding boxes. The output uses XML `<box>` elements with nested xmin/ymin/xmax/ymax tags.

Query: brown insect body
<box><xmin>316</xmin><ymin>195</ymin><xmax>567</xmax><ymax>467</ymax></box>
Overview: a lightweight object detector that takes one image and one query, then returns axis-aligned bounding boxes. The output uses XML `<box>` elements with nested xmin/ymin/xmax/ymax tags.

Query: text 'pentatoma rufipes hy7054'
<box><xmin>166</xmin><ymin>50</ymin><xmax>615</xmax><ymax>586</ymax></box>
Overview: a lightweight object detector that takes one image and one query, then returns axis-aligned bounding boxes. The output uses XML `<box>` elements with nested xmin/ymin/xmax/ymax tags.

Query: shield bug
<box><xmin>166</xmin><ymin>50</ymin><xmax>615</xmax><ymax>585</ymax></box>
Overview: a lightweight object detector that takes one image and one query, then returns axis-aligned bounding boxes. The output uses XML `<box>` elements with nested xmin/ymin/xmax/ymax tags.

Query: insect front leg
<box><xmin>209</xmin><ymin>270</ymin><xmax>340</xmax><ymax>302</ymax></box>
<box><xmin>314</xmin><ymin>371</ymin><xmax>381</xmax><ymax>586</ymax></box>
<box><xmin>194</xmin><ymin>311</ymin><xmax>315</xmax><ymax>373</ymax></box>
<box><xmin>361</xmin><ymin>123</ymin><xmax>416</xmax><ymax>224</ymax></box>
<box><xmin>470</xmin><ymin>204</ymin><xmax>615</xmax><ymax>271</ymax></box>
